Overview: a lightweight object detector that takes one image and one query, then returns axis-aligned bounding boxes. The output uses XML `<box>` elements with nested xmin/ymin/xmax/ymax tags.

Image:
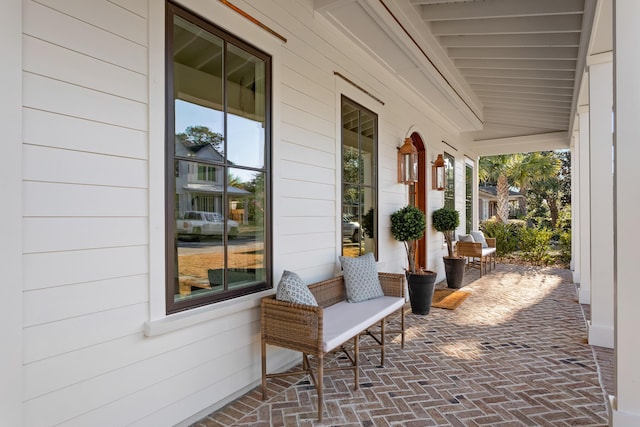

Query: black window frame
<box><xmin>444</xmin><ymin>152</ymin><xmax>455</xmax><ymax>211</ymax></box>
<box><xmin>340</xmin><ymin>95</ymin><xmax>378</xmax><ymax>259</ymax></box>
<box><xmin>165</xmin><ymin>2</ymin><xmax>272</xmax><ymax>314</ymax></box>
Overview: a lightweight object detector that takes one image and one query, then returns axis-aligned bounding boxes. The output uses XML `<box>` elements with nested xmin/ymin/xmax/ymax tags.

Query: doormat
<box><xmin>431</xmin><ymin>289</ymin><xmax>471</xmax><ymax>310</ymax></box>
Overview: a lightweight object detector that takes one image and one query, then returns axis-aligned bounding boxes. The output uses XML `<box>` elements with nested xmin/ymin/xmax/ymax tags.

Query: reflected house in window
<box><xmin>478</xmin><ymin>185</ymin><xmax>525</xmax><ymax>221</ymax></box>
<box><xmin>175</xmin><ymin>138</ymin><xmax>251</xmax><ymax>223</ymax></box>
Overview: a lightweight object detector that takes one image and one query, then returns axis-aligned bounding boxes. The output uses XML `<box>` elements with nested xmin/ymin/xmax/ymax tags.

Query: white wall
<box><xmin>0</xmin><ymin>1</ymin><xmax>23</xmax><ymax>426</ymax></box>
<box><xmin>18</xmin><ymin>0</ymin><xmax>476</xmax><ymax>425</ymax></box>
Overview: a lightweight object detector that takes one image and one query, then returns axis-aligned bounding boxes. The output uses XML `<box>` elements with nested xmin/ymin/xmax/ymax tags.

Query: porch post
<box><xmin>570</xmin><ymin>131</ymin><xmax>580</xmax><ymax>282</ymax></box>
<box><xmin>0</xmin><ymin>1</ymin><xmax>23</xmax><ymax>426</ymax></box>
<box><xmin>587</xmin><ymin>52</ymin><xmax>614</xmax><ymax>349</ymax></box>
<box><xmin>577</xmin><ymin>107</ymin><xmax>591</xmax><ymax>304</ymax></box>
<box><xmin>611</xmin><ymin>0</ymin><xmax>640</xmax><ymax>423</ymax></box>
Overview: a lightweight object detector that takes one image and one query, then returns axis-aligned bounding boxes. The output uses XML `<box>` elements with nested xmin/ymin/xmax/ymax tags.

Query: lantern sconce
<box><xmin>397</xmin><ymin>138</ymin><xmax>418</xmax><ymax>185</ymax></box>
<box><xmin>432</xmin><ymin>154</ymin><xmax>446</xmax><ymax>191</ymax></box>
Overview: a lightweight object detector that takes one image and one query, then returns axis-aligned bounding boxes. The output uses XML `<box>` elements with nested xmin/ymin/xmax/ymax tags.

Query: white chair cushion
<box><xmin>322</xmin><ymin>296</ymin><xmax>404</xmax><ymax>352</ymax></box>
<box><xmin>482</xmin><ymin>247</ymin><xmax>496</xmax><ymax>256</ymax></box>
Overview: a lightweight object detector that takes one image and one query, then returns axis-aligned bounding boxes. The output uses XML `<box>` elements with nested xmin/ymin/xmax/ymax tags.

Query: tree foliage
<box><xmin>176</xmin><ymin>126</ymin><xmax>224</xmax><ymax>149</ymax></box>
<box><xmin>391</xmin><ymin>205</ymin><xmax>426</xmax><ymax>274</ymax></box>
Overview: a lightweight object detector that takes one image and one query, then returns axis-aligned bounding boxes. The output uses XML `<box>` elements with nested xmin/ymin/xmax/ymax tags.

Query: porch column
<box><xmin>587</xmin><ymin>53</ymin><xmax>614</xmax><ymax>349</ymax></box>
<box><xmin>577</xmin><ymin>107</ymin><xmax>591</xmax><ymax>304</ymax></box>
<box><xmin>0</xmin><ymin>1</ymin><xmax>23</xmax><ymax>426</ymax></box>
<box><xmin>611</xmin><ymin>0</ymin><xmax>640</xmax><ymax>423</ymax></box>
<box><xmin>570</xmin><ymin>130</ymin><xmax>580</xmax><ymax>282</ymax></box>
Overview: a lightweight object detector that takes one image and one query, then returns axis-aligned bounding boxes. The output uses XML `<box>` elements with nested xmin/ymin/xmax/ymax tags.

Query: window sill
<box><xmin>144</xmin><ymin>289</ymin><xmax>274</xmax><ymax>337</ymax></box>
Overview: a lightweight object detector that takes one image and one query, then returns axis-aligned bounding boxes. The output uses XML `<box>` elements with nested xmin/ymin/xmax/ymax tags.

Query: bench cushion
<box><xmin>322</xmin><ymin>296</ymin><xmax>404</xmax><ymax>352</ymax></box>
<box><xmin>481</xmin><ymin>247</ymin><xmax>496</xmax><ymax>257</ymax></box>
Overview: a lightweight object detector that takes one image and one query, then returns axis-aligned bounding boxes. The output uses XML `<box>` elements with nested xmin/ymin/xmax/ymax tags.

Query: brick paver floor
<box><xmin>193</xmin><ymin>264</ymin><xmax>611</xmax><ymax>426</ymax></box>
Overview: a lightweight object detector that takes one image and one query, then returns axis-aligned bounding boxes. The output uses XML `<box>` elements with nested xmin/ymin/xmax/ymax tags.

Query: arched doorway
<box><xmin>409</xmin><ymin>132</ymin><xmax>427</xmax><ymax>270</ymax></box>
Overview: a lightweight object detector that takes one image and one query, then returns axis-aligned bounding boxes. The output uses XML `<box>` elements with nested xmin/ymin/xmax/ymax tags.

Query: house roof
<box><xmin>478</xmin><ymin>185</ymin><xmax>524</xmax><ymax>198</ymax></box>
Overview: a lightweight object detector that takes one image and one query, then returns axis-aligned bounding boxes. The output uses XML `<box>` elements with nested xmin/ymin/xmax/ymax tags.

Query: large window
<box><xmin>341</xmin><ymin>96</ymin><xmax>377</xmax><ymax>258</ymax></box>
<box><xmin>166</xmin><ymin>3</ymin><xmax>271</xmax><ymax>313</ymax></box>
<box><xmin>465</xmin><ymin>162</ymin><xmax>473</xmax><ymax>233</ymax></box>
<box><xmin>444</xmin><ymin>152</ymin><xmax>455</xmax><ymax>210</ymax></box>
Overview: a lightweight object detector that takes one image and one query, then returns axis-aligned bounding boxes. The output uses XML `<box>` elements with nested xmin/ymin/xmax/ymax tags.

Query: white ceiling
<box><xmin>315</xmin><ymin>0</ymin><xmax>601</xmax><ymax>154</ymax></box>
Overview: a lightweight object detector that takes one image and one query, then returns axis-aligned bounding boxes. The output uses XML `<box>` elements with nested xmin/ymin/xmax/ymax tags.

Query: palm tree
<box><xmin>479</xmin><ymin>152</ymin><xmax>560</xmax><ymax>224</ymax></box>
<box><xmin>510</xmin><ymin>152</ymin><xmax>560</xmax><ymax>216</ymax></box>
<box><xmin>479</xmin><ymin>154</ymin><xmax>517</xmax><ymax>223</ymax></box>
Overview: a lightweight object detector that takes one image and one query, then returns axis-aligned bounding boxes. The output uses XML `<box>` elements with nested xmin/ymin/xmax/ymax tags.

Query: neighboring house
<box><xmin>1</xmin><ymin>1</ymin><xmax>638</xmax><ymax>427</ymax></box>
<box><xmin>478</xmin><ymin>185</ymin><xmax>526</xmax><ymax>222</ymax></box>
<box><xmin>175</xmin><ymin>141</ymin><xmax>251</xmax><ymax>221</ymax></box>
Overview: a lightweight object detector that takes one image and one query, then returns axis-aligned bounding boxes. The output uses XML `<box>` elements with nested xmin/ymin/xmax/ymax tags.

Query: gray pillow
<box><xmin>275</xmin><ymin>270</ymin><xmax>318</xmax><ymax>306</ymax></box>
<box><xmin>339</xmin><ymin>253</ymin><xmax>384</xmax><ymax>303</ymax></box>
<box><xmin>458</xmin><ymin>234</ymin><xmax>475</xmax><ymax>242</ymax></box>
<box><xmin>470</xmin><ymin>231</ymin><xmax>488</xmax><ymax>248</ymax></box>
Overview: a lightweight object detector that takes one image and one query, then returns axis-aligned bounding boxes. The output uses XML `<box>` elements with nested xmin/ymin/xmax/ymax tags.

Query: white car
<box><xmin>177</xmin><ymin>211</ymin><xmax>239</xmax><ymax>238</ymax></box>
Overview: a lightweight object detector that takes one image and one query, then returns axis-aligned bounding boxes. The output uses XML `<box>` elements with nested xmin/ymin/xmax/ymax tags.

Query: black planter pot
<box><xmin>443</xmin><ymin>257</ymin><xmax>465</xmax><ymax>289</ymax></box>
<box><xmin>407</xmin><ymin>272</ymin><xmax>437</xmax><ymax>315</ymax></box>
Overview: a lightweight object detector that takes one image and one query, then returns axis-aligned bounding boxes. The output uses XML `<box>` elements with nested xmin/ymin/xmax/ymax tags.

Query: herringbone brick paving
<box><xmin>194</xmin><ymin>264</ymin><xmax>610</xmax><ymax>426</ymax></box>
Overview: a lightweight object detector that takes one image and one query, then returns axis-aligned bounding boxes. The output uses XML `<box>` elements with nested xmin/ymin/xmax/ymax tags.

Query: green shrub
<box><xmin>480</xmin><ymin>219</ymin><xmax>524</xmax><ymax>256</ymax></box>
<box><xmin>558</xmin><ymin>230</ymin><xmax>572</xmax><ymax>264</ymax></box>
<box><xmin>520</xmin><ymin>227</ymin><xmax>553</xmax><ymax>265</ymax></box>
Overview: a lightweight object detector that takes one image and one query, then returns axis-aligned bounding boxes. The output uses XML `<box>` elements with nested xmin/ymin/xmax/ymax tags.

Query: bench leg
<box><xmin>380</xmin><ymin>318</ymin><xmax>385</xmax><ymax>366</ymax></box>
<box><xmin>261</xmin><ymin>338</ymin><xmax>267</xmax><ymax>400</ymax></box>
<box><xmin>317</xmin><ymin>353</ymin><xmax>324</xmax><ymax>421</ymax></box>
<box><xmin>401</xmin><ymin>306</ymin><xmax>405</xmax><ymax>349</ymax></box>
<box><xmin>354</xmin><ymin>335</ymin><xmax>359</xmax><ymax>390</ymax></box>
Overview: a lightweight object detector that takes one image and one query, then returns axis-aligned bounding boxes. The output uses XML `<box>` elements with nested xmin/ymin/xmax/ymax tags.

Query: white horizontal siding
<box><xmin>23</xmin><ymin>274</ymin><xmax>148</xmax><ymax>327</ymax></box>
<box><xmin>279</xmin><ymin>177</ymin><xmax>335</xmax><ymax>200</ymax></box>
<box><xmin>34</xmin><ymin>0</ymin><xmax>147</xmax><ymax>46</ymax></box>
<box><xmin>23</xmin><ymin>246</ymin><xmax>148</xmax><ymax>291</ymax></box>
<box><xmin>279</xmin><ymin>158</ymin><xmax>335</xmax><ymax>184</ymax></box>
<box><xmin>23</xmin><ymin>73</ymin><xmax>147</xmax><ymax>131</ymax></box>
<box><xmin>280</xmin><ymin>122</ymin><xmax>336</xmax><ymax>154</ymax></box>
<box><xmin>23</xmin><ymin>217</ymin><xmax>148</xmax><ymax>253</ymax></box>
<box><xmin>24</xmin><ymin>302</ymin><xmax>147</xmax><ymax>363</ymax></box>
<box><xmin>23</xmin><ymin>145</ymin><xmax>147</xmax><ymax>187</ymax></box>
<box><xmin>23</xmin><ymin>181</ymin><xmax>147</xmax><ymax>217</ymax></box>
<box><xmin>23</xmin><ymin>108</ymin><xmax>147</xmax><ymax>159</ymax></box>
<box><xmin>23</xmin><ymin>35</ymin><xmax>147</xmax><ymax>103</ymax></box>
<box><xmin>24</xmin><ymin>308</ymin><xmax>256</xmax><ymax>401</ymax></box>
<box><xmin>281</xmin><ymin>103</ymin><xmax>335</xmax><ymax>138</ymax></box>
<box><xmin>24</xmin><ymin>0</ymin><xmax>147</xmax><ymax>74</ymax></box>
<box><xmin>108</xmin><ymin>0</ymin><xmax>147</xmax><ymax>18</ymax></box>
<box><xmin>280</xmin><ymin>140</ymin><xmax>336</xmax><ymax>169</ymax></box>
<box><xmin>25</xmin><ymin>314</ymin><xmax>259</xmax><ymax>427</ymax></box>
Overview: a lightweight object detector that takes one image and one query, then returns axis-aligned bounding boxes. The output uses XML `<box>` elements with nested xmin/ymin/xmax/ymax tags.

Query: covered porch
<box><xmin>196</xmin><ymin>264</ymin><xmax>613</xmax><ymax>426</ymax></box>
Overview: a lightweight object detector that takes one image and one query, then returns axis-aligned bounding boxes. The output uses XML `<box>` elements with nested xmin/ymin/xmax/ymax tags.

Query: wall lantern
<box><xmin>397</xmin><ymin>138</ymin><xmax>418</xmax><ymax>184</ymax></box>
<box><xmin>432</xmin><ymin>154</ymin><xmax>446</xmax><ymax>191</ymax></box>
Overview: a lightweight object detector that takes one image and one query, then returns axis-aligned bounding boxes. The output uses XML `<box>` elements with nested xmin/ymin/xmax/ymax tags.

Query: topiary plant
<box><xmin>432</xmin><ymin>207</ymin><xmax>460</xmax><ymax>257</ymax></box>
<box><xmin>391</xmin><ymin>205</ymin><xmax>426</xmax><ymax>274</ymax></box>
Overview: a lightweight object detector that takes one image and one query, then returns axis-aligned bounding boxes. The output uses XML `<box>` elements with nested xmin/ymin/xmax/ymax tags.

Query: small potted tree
<box><xmin>432</xmin><ymin>207</ymin><xmax>465</xmax><ymax>288</ymax></box>
<box><xmin>391</xmin><ymin>205</ymin><xmax>437</xmax><ymax>315</ymax></box>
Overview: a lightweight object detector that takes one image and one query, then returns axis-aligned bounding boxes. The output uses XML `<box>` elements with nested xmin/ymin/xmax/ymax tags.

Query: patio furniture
<box><xmin>456</xmin><ymin>237</ymin><xmax>497</xmax><ymax>276</ymax></box>
<box><xmin>260</xmin><ymin>272</ymin><xmax>405</xmax><ymax>421</ymax></box>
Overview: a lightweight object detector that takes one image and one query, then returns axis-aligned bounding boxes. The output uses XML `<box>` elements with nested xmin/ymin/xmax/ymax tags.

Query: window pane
<box><xmin>341</xmin><ymin>97</ymin><xmax>377</xmax><ymax>259</ymax></box>
<box><xmin>174</xmin><ymin>159</ymin><xmax>225</xmax><ymax>303</ymax></box>
<box><xmin>168</xmin><ymin>5</ymin><xmax>271</xmax><ymax>312</ymax></box>
<box><xmin>227</xmin><ymin>169</ymin><xmax>266</xmax><ymax>289</ymax></box>
<box><xmin>444</xmin><ymin>152</ymin><xmax>455</xmax><ymax>210</ymax></box>
<box><xmin>465</xmin><ymin>164</ymin><xmax>473</xmax><ymax>234</ymax></box>
<box><xmin>173</xmin><ymin>16</ymin><xmax>225</xmax><ymax>158</ymax></box>
<box><xmin>226</xmin><ymin>44</ymin><xmax>266</xmax><ymax>168</ymax></box>
<box><xmin>360</xmin><ymin>111</ymin><xmax>376</xmax><ymax>186</ymax></box>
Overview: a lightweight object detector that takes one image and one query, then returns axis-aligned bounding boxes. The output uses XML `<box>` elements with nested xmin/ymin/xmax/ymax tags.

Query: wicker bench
<box><xmin>456</xmin><ymin>237</ymin><xmax>497</xmax><ymax>276</ymax></box>
<box><xmin>260</xmin><ymin>272</ymin><xmax>405</xmax><ymax>421</ymax></box>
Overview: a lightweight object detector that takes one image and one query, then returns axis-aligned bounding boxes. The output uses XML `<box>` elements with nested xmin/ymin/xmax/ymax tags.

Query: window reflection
<box><xmin>341</xmin><ymin>96</ymin><xmax>377</xmax><ymax>258</ymax></box>
<box><xmin>168</xmin><ymin>6</ymin><xmax>271</xmax><ymax>311</ymax></box>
